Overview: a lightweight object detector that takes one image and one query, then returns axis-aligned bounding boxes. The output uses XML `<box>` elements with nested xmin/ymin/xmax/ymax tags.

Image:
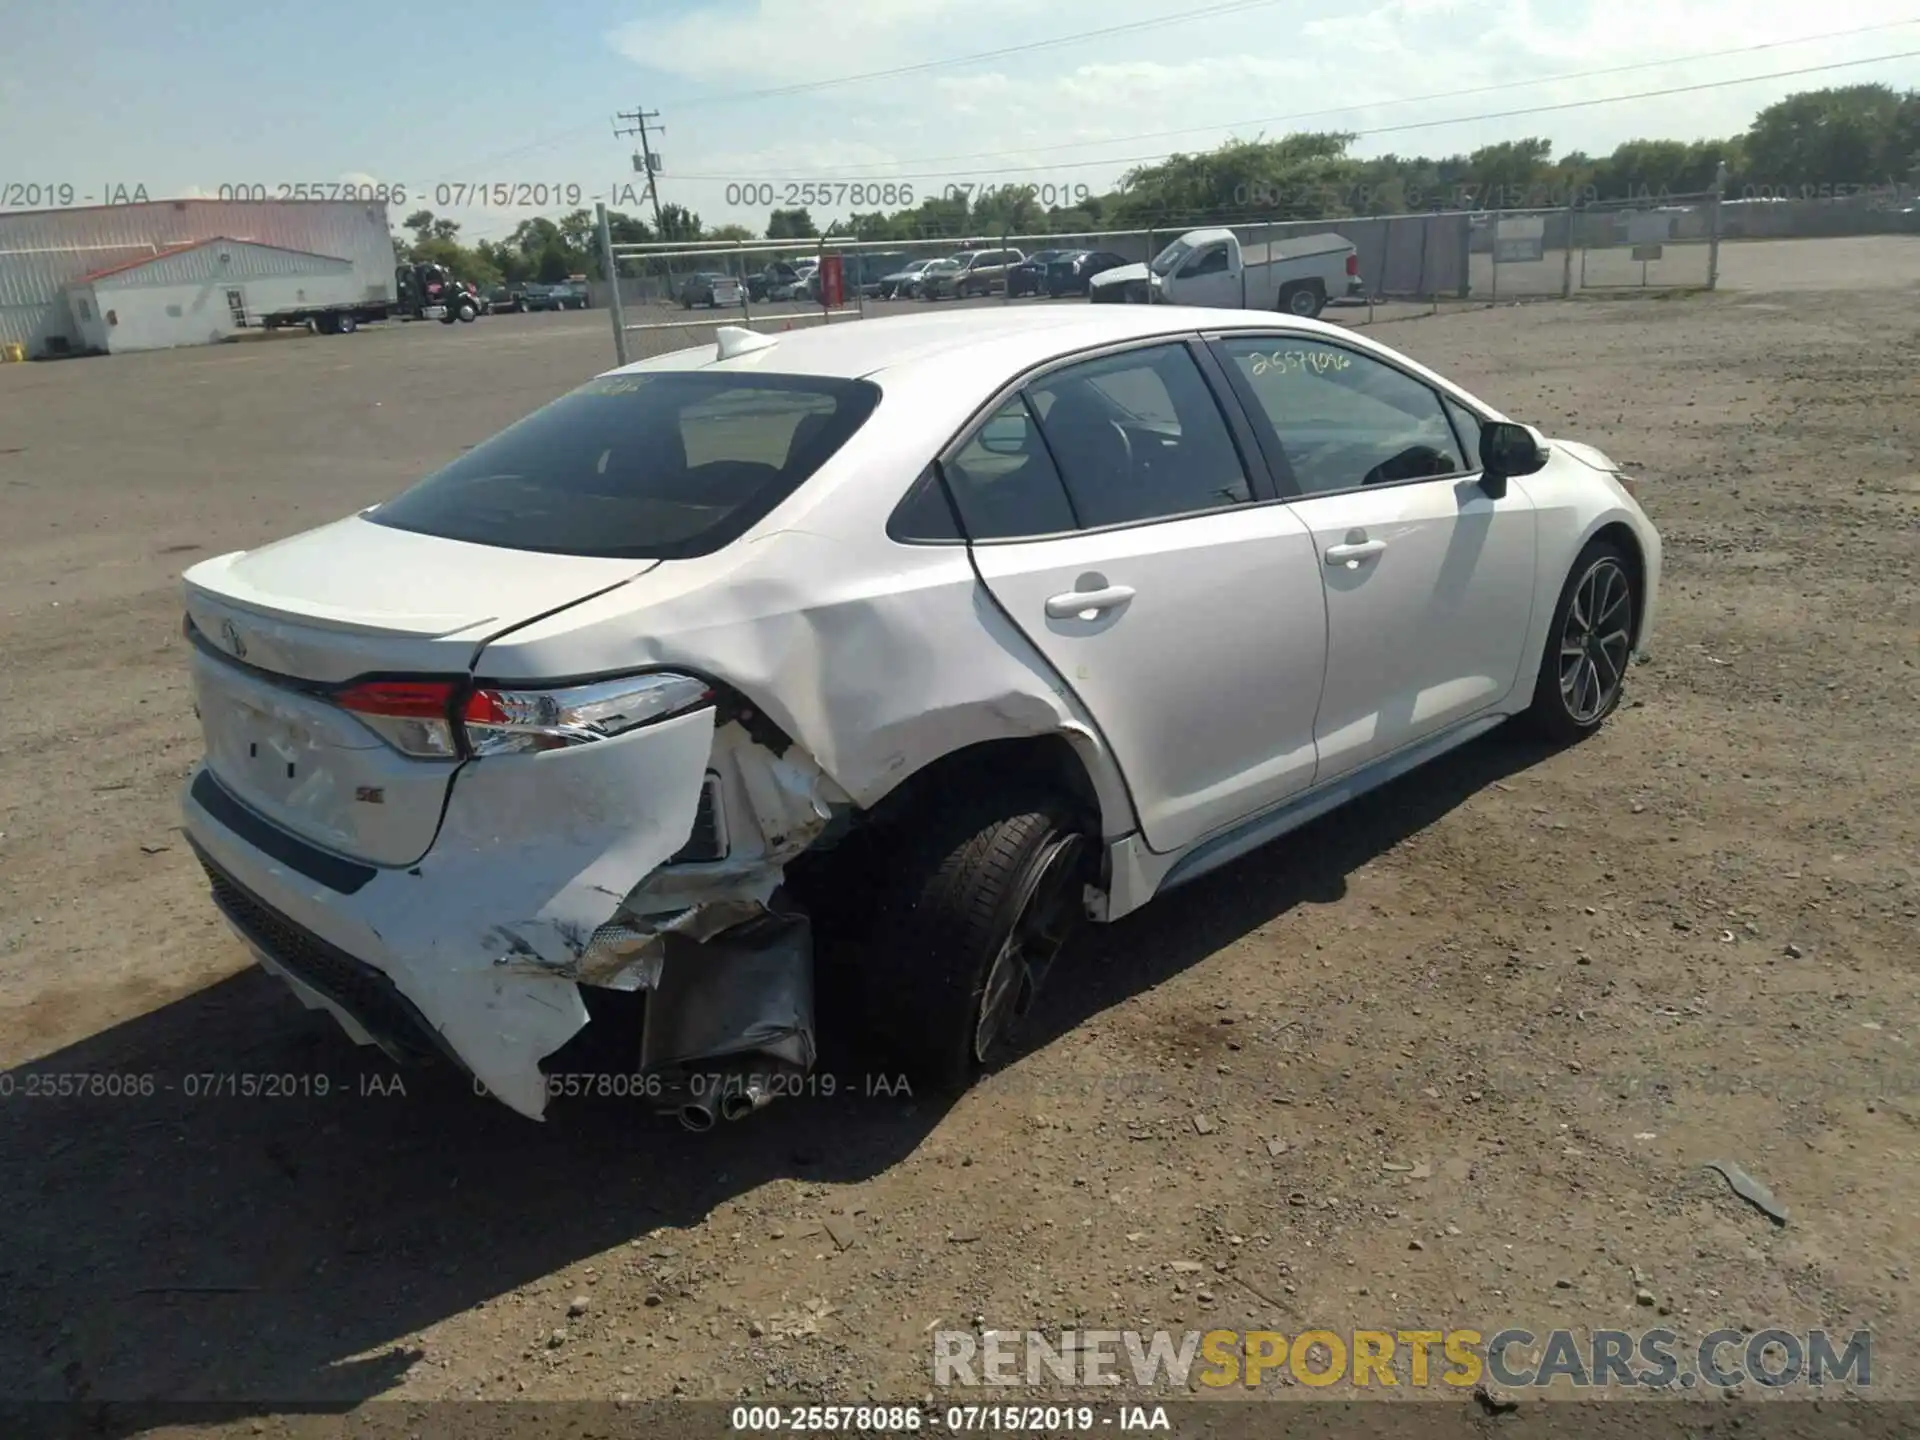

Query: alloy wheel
<box><xmin>972</xmin><ymin>833</ymin><xmax>1089</xmax><ymax>1064</ymax></box>
<box><xmin>1558</xmin><ymin>557</ymin><xmax>1632</xmax><ymax>724</ymax></box>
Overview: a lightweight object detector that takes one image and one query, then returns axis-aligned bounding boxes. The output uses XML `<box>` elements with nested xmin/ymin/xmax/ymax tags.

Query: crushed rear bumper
<box><xmin>180</xmin><ymin>706</ymin><xmax>843</xmax><ymax>1121</ymax></box>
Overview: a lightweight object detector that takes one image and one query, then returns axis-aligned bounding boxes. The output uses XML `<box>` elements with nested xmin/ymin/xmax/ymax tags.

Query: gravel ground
<box><xmin>1</xmin><ymin>241</ymin><xmax>1916</xmax><ymax>1428</ymax></box>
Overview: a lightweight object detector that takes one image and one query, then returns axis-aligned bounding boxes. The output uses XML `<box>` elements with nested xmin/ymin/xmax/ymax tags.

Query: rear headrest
<box><xmin>784</xmin><ymin>410</ymin><xmax>835</xmax><ymax>471</ymax></box>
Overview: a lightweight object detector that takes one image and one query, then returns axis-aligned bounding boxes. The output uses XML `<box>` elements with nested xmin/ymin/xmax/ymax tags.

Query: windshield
<box><xmin>1149</xmin><ymin>238</ymin><xmax>1194</xmax><ymax>277</ymax></box>
<box><xmin>366</xmin><ymin>372</ymin><xmax>882</xmax><ymax>560</ymax></box>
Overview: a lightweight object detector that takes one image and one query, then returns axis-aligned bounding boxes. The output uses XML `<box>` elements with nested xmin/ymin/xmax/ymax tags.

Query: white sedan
<box><xmin>177</xmin><ymin>306</ymin><xmax>1660</xmax><ymax>1128</ymax></box>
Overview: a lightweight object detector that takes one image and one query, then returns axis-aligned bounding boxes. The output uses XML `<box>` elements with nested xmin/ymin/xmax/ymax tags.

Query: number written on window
<box><xmin>1217</xmin><ymin>336</ymin><xmax>1466</xmax><ymax>496</ymax></box>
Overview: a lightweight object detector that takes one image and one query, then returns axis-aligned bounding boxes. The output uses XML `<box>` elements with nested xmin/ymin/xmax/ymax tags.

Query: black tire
<box><xmin>439</xmin><ymin>311</ymin><xmax>457</xmax><ymax>324</ymax></box>
<box><xmin>1522</xmin><ymin>539</ymin><xmax>1637</xmax><ymax>744</ymax></box>
<box><xmin>456</xmin><ymin>301</ymin><xmax>477</xmax><ymax>323</ymax></box>
<box><xmin>1279</xmin><ymin>281</ymin><xmax>1327</xmax><ymax>317</ymax></box>
<box><xmin>336</xmin><ymin>312</ymin><xmax>357</xmax><ymax>335</ymax></box>
<box><xmin>313</xmin><ymin>313</ymin><xmax>340</xmax><ymax>335</ymax></box>
<box><xmin>853</xmin><ymin>790</ymin><xmax>1093</xmax><ymax>1093</ymax></box>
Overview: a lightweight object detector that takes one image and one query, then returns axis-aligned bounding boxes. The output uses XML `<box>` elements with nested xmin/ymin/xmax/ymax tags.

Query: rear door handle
<box><xmin>1045</xmin><ymin>585</ymin><xmax>1136</xmax><ymax>619</ymax></box>
<box><xmin>1325</xmin><ymin>539</ymin><xmax>1387</xmax><ymax>565</ymax></box>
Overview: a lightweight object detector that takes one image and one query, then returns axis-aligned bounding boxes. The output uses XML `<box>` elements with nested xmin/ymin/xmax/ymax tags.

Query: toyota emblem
<box><xmin>220</xmin><ymin>618</ymin><xmax>247</xmax><ymax>659</ymax></box>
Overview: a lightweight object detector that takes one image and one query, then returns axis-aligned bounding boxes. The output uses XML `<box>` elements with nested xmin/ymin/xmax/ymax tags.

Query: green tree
<box><xmin>767</xmin><ymin>206</ymin><xmax>819</xmax><ymax>239</ymax></box>
<box><xmin>657</xmin><ymin>202</ymin><xmax>703</xmax><ymax>242</ymax></box>
<box><xmin>1743</xmin><ymin>84</ymin><xmax>1911</xmax><ymax>187</ymax></box>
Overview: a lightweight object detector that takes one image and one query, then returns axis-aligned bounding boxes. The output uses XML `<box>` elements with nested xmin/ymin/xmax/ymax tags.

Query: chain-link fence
<box><xmin>1463</xmin><ymin>190</ymin><xmax>1723</xmax><ymax>302</ymax></box>
<box><xmin>591</xmin><ymin>194</ymin><xmax>1727</xmax><ymax>365</ymax></box>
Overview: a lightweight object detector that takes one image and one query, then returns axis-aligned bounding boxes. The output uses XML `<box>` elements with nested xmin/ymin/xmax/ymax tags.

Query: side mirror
<box><xmin>978</xmin><ymin>411</ymin><xmax>1031</xmax><ymax>455</ymax></box>
<box><xmin>1478</xmin><ymin>421</ymin><xmax>1549</xmax><ymax>498</ymax></box>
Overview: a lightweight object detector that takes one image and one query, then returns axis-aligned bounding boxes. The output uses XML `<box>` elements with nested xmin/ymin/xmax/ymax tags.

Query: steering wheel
<box><xmin>1362</xmin><ymin>444</ymin><xmax>1454</xmax><ymax>486</ymax></box>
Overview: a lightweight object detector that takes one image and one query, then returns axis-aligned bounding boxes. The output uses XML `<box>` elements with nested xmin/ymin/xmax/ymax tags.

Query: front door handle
<box><xmin>1325</xmin><ymin>539</ymin><xmax>1387</xmax><ymax>565</ymax></box>
<box><xmin>1045</xmin><ymin>585</ymin><xmax>1136</xmax><ymax>619</ymax></box>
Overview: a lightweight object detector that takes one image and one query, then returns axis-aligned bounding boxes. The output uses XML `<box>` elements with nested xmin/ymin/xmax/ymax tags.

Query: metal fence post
<box><xmin>1707</xmin><ymin>162</ymin><xmax>1726</xmax><ymax>290</ymax></box>
<box><xmin>1488</xmin><ymin>208</ymin><xmax>1499</xmax><ymax>306</ymax></box>
<box><xmin>738</xmin><ymin>239</ymin><xmax>753</xmax><ymax>324</ymax></box>
<box><xmin>597</xmin><ymin>203</ymin><xmax>630</xmax><ymax>367</ymax></box>
<box><xmin>1000</xmin><ymin>228</ymin><xmax>1010</xmax><ymax>304</ymax></box>
<box><xmin>1561</xmin><ymin>198</ymin><xmax>1577</xmax><ymax>299</ymax></box>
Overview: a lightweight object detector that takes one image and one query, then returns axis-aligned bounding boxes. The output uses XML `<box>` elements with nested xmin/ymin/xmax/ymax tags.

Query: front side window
<box><xmin>1214</xmin><ymin>336</ymin><xmax>1467</xmax><ymax>497</ymax></box>
<box><xmin>1026</xmin><ymin>344</ymin><xmax>1251</xmax><ymax>528</ymax></box>
<box><xmin>367</xmin><ymin>373</ymin><xmax>880</xmax><ymax>559</ymax></box>
<box><xmin>1444</xmin><ymin>395</ymin><xmax>1486</xmax><ymax>470</ymax></box>
<box><xmin>1182</xmin><ymin>245</ymin><xmax>1230</xmax><ymax>276</ymax></box>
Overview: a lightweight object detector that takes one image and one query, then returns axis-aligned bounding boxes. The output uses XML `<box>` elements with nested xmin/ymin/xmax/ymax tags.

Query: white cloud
<box><xmin>606</xmin><ymin>0</ymin><xmax>1920</xmax><ymax>225</ymax></box>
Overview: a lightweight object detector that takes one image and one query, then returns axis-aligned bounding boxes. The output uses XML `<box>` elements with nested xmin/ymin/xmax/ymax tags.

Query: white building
<box><xmin>65</xmin><ymin>237</ymin><xmax>358</xmax><ymax>353</ymax></box>
<box><xmin>0</xmin><ymin>199</ymin><xmax>396</xmax><ymax>357</ymax></box>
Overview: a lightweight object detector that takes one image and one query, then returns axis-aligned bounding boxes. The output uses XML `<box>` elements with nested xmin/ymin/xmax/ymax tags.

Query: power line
<box><xmin>668</xmin><ymin>46</ymin><xmax>1920</xmax><ymax>186</ymax></box>
<box><xmin>420</xmin><ymin>0</ymin><xmax>1296</xmax><ymax>178</ymax></box>
<box><xmin>672</xmin><ymin>0</ymin><xmax>1297</xmax><ymax>109</ymax></box>
<box><xmin>679</xmin><ymin>18</ymin><xmax>1920</xmax><ymax>177</ymax></box>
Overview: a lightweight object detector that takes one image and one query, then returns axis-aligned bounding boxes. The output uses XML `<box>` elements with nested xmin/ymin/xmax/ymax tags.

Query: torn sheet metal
<box><xmin>569</xmin><ymin>899</ymin><xmax>768</xmax><ymax>991</ymax></box>
<box><xmin>617</xmin><ymin>719</ymin><xmax>848</xmax><ymax>918</ymax></box>
<box><xmin>351</xmin><ymin>705</ymin><xmax>716</xmax><ymax>1119</ymax></box>
<box><xmin>640</xmin><ymin>912</ymin><xmax>816</xmax><ymax>1072</ymax></box>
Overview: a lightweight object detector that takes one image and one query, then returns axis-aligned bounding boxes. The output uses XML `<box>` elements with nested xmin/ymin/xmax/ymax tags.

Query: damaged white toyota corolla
<box><xmin>179</xmin><ymin>306</ymin><xmax>1660</xmax><ymax>1127</ymax></box>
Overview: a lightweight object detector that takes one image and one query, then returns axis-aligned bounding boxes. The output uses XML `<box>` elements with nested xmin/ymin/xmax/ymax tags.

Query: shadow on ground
<box><xmin>0</xmin><ymin>728</ymin><xmax>1555</xmax><ymax>1424</ymax></box>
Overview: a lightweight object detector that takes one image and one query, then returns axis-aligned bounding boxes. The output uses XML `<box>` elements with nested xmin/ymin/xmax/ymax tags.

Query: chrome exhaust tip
<box><xmin>719</xmin><ymin>1074</ymin><xmax>777</xmax><ymax>1122</ymax></box>
<box><xmin>678</xmin><ymin>1100</ymin><xmax>718</xmax><ymax>1132</ymax></box>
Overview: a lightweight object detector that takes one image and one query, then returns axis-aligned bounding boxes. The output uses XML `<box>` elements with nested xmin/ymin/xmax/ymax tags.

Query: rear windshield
<box><xmin>366</xmin><ymin>372</ymin><xmax>882</xmax><ymax>560</ymax></box>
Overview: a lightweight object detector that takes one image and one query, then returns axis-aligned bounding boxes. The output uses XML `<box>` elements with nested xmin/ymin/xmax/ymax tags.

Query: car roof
<box><xmin>608</xmin><ymin>305</ymin><xmax>1354</xmax><ymax>382</ymax></box>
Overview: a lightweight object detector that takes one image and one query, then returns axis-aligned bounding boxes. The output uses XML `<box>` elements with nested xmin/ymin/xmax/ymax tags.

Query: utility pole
<box><xmin>613</xmin><ymin>107</ymin><xmax>668</xmax><ymax>237</ymax></box>
<box><xmin>613</xmin><ymin>106</ymin><xmax>670</xmax><ymax>304</ymax></box>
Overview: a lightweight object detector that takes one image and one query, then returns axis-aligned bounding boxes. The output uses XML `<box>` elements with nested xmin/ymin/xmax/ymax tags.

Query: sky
<box><xmin>2</xmin><ymin>0</ymin><xmax>1916</xmax><ymax>243</ymax></box>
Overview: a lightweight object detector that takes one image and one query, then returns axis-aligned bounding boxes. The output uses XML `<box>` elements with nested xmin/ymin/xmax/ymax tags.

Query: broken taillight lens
<box><xmin>334</xmin><ymin>680</ymin><xmax>461</xmax><ymax>758</ymax></box>
<box><xmin>461</xmin><ymin>673</ymin><xmax>715</xmax><ymax>756</ymax></box>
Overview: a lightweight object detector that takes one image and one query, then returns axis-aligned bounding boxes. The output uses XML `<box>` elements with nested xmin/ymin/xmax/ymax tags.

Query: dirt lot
<box><xmin>1</xmin><ymin>241</ymin><xmax>1917</xmax><ymax>1428</ymax></box>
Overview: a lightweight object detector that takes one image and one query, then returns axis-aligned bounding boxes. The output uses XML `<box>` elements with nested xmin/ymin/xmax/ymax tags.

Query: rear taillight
<box><xmin>462</xmin><ymin>673</ymin><xmax>714</xmax><ymax>756</ymax></box>
<box><xmin>332</xmin><ymin>672</ymin><xmax>715</xmax><ymax>759</ymax></box>
<box><xmin>1346</xmin><ymin>253</ymin><xmax>1359</xmax><ymax>276</ymax></box>
<box><xmin>335</xmin><ymin>680</ymin><xmax>461</xmax><ymax>758</ymax></box>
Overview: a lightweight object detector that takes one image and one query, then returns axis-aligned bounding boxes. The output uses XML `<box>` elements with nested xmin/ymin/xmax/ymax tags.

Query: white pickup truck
<box><xmin>1088</xmin><ymin>227</ymin><xmax>1362</xmax><ymax>316</ymax></box>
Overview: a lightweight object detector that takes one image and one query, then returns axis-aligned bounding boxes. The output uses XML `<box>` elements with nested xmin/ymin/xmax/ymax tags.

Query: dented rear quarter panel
<box><xmin>470</xmin><ymin>355</ymin><xmax>1143</xmax><ymax>841</ymax></box>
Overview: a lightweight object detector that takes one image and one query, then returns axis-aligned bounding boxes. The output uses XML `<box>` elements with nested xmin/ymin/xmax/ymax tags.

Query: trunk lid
<box><xmin>183</xmin><ymin>514</ymin><xmax>654</xmax><ymax>866</ymax></box>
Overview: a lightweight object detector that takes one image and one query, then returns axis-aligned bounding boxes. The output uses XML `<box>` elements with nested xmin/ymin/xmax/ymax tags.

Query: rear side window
<box><xmin>366</xmin><ymin>372</ymin><xmax>880</xmax><ymax>559</ymax></box>
<box><xmin>941</xmin><ymin>397</ymin><xmax>1079</xmax><ymax>540</ymax></box>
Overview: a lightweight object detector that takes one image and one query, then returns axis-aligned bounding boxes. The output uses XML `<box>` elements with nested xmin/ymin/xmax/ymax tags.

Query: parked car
<box><xmin>486</xmin><ymin>285</ymin><xmax>527</xmax><ymax>314</ymax></box>
<box><xmin>1006</xmin><ymin>249</ymin><xmax>1074</xmax><ymax>297</ymax></box>
<box><xmin>921</xmin><ymin>247</ymin><xmax>1025</xmax><ymax>300</ymax></box>
<box><xmin>1046</xmin><ymin>249</ymin><xmax>1131</xmax><ymax>297</ymax></box>
<box><xmin>525</xmin><ymin>281</ymin><xmax>590</xmax><ymax>312</ymax></box>
<box><xmin>762</xmin><ymin>261</ymin><xmax>814</xmax><ymax>302</ymax></box>
<box><xmin>917</xmin><ymin>257</ymin><xmax>963</xmax><ymax>296</ymax></box>
<box><xmin>876</xmin><ymin>258</ymin><xmax>938</xmax><ymax>299</ymax></box>
<box><xmin>747</xmin><ymin>262</ymin><xmax>797</xmax><ymax>303</ymax></box>
<box><xmin>679</xmin><ymin>271</ymin><xmax>745</xmax><ymax>309</ymax></box>
<box><xmin>1089</xmin><ymin>227</ymin><xmax>1360</xmax><ymax>316</ymax></box>
<box><xmin>851</xmin><ymin>252</ymin><xmax>915</xmax><ymax>298</ymax></box>
<box><xmin>559</xmin><ymin>279</ymin><xmax>591</xmax><ymax>310</ymax></box>
<box><xmin>176</xmin><ymin>309</ymin><xmax>1659</xmax><ymax>1130</ymax></box>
